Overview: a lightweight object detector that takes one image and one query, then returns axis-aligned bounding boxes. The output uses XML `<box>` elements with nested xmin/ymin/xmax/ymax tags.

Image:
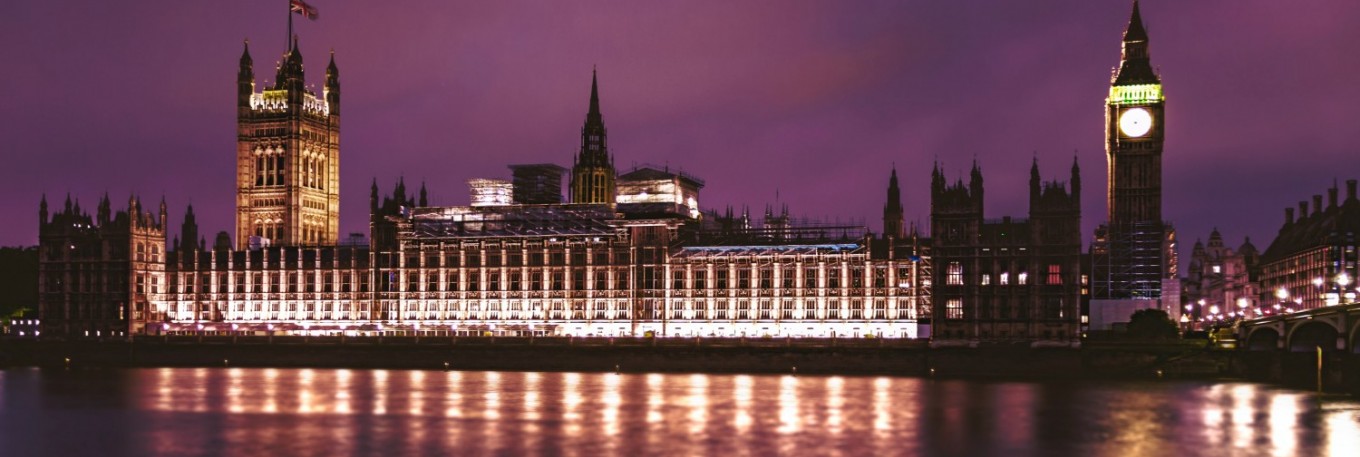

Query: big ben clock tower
<box><xmin>1106</xmin><ymin>0</ymin><xmax>1163</xmax><ymax>224</ymax></box>
<box><xmin>1091</xmin><ymin>1</ymin><xmax>1179</xmax><ymax>326</ymax></box>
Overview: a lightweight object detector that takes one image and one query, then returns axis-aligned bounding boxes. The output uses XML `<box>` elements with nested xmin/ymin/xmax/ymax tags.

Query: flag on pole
<box><xmin>290</xmin><ymin>0</ymin><xmax>319</xmax><ymax>20</ymax></box>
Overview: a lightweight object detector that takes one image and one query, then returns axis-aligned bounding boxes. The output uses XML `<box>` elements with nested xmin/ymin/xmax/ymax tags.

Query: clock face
<box><xmin>1119</xmin><ymin>107</ymin><xmax>1153</xmax><ymax>137</ymax></box>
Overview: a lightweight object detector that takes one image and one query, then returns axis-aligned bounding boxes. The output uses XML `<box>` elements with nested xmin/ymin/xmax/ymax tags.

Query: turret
<box><xmin>419</xmin><ymin>181</ymin><xmax>428</xmax><ymax>207</ymax></box>
<box><xmin>369</xmin><ymin>178</ymin><xmax>379</xmax><ymax>215</ymax></box>
<box><xmin>883</xmin><ymin>167</ymin><xmax>904</xmax><ymax>239</ymax></box>
<box><xmin>180</xmin><ymin>205</ymin><xmax>199</xmax><ymax>253</ymax></box>
<box><xmin>238</xmin><ymin>40</ymin><xmax>254</xmax><ymax>107</ymax></box>
<box><xmin>275</xmin><ymin>36</ymin><xmax>305</xmax><ymax>94</ymax></box>
<box><xmin>1029</xmin><ymin>157</ymin><xmax>1041</xmax><ymax>206</ymax></box>
<box><xmin>39</xmin><ymin>194</ymin><xmax>48</xmax><ymax>226</ymax></box>
<box><xmin>325</xmin><ymin>50</ymin><xmax>340</xmax><ymax>115</ymax></box>
<box><xmin>969</xmin><ymin>160</ymin><xmax>984</xmax><ymax>210</ymax></box>
<box><xmin>158</xmin><ymin>197</ymin><xmax>168</xmax><ymax>229</ymax></box>
<box><xmin>1070</xmin><ymin>155</ymin><xmax>1081</xmax><ymax>199</ymax></box>
<box><xmin>97</xmin><ymin>193</ymin><xmax>111</xmax><ymax>225</ymax></box>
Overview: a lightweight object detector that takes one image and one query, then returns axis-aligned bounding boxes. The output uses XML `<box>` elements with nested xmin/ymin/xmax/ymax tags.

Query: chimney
<box><xmin>1329</xmin><ymin>186</ymin><xmax>1338</xmax><ymax>209</ymax></box>
<box><xmin>1348</xmin><ymin>179</ymin><xmax>1357</xmax><ymax>201</ymax></box>
<box><xmin>1285</xmin><ymin>207</ymin><xmax>1294</xmax><ymax>225</ymax></box>
<box><xmin>1313</xmin><ymin>195</ymin><xmax>1323</xmax><ymax>215</ymax></box>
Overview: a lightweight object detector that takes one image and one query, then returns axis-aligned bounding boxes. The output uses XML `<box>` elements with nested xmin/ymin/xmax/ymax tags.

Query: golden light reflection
<box><xmin>155</xmin><ymin>368</ymin><xmax>173</xmax><ymax>411</ymax></box>
<box><xmin>1229</xmin><ymin>384</ymin><xmax>1255</xmax><ymax>449</ymax></box>
<box><xmin>299</xmin><ymin>369</ymin><xmax>316</xmax><ymax>414</ymax></box>
<box><xmin>734</xmin><ymin>375</ymin><xmax>753</xmax><ymax>434</ymax></box>
<box><xmin>873</xmin><ymin>377</ymin><xmax>892</xmax><ymax>435</ymax></box>
<box><xmin>826</xmin><ymin>376</ymin><xmax>845</xmax><ymax>435</ymax></box>
<box><xmin>1268</xmin><ymin>393</ymin><xmax>1299</xmax><ymax>457</ymax></box>
<box><xmin>563</xmin><ymin>372</ymin><xmax>583</xmax><ymax>439</ymax></box>
<box><xmin>602</xmin><ymin>372</ymin><xmax>622</xmax><ymax>437</ymax></box>
<box><xmin>192</xmin><ymin>368</ymin><xmax>208</xmax><ymax>412</ymax></box>
<box><xmin>227</xmin><ymin>368</ymin><xmax>244</xmax><ymax>414</ymax></box>
<box><xmin>776</xmin><ymin>375</ymin><xmax>800</xmax><ymax>435</ymax></box>
<box><xmin>525</xmin><ymin>372</ymin><xmax>542</xmax><ymax>421</ymax></box>
<box><xmin>646</xmin><ymin>374</ymin><xmax>663</xmax><ymax>425</ymax></box>
<box><xmin>1325</xmin><ymin>408</ymin><xmax>1360</xmax><ymax>457</ymax></box>
<box><xmin>407</xmin><ymin>370</ymin><xmax>428</xmax><ymax>446</ymax></box>
<box><xmin>443</xmin><ymin>371</ymin><xmax>463</xmax><ymax>419</ymax></box>
<box><xmin>485</xmin><ymin>371</ymin><xmax>501</xmax><ymax>420</ymax></box>
<box><xmin>409</xmin><ymin>370</ymin><xmax>426</xmax><ymax>416</ymax></box>
<box><xmin>1201</xmin><ymin>386</ymin><xmax>1225</xmax><ymax>447</ymax></box>
<box><xmin>687</xmin><ymin>374</ymin><xmax>709</xmax><ymax>437</ymax></box>
<box><xmin>263</xmin><ymin>368</ymin><xmax>279</xmax><ymax>414</ymax></box>
<box><xmin>372</xmin><ymin>370</ymin><xmax>387</xmax><ymax>415</ymax></box>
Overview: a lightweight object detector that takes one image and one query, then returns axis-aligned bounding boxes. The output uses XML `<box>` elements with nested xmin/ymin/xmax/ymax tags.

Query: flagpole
<box><xmin>287</xmin><ymin>0</ymin><xmax>293</xmax><ymax>50</ymax></box>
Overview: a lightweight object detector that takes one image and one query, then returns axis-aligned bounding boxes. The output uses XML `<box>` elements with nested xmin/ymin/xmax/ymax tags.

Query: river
<box><xmin>0</xmin><ymin>368</ymin><xmax>1356</xmax><ymax>456</ymax></box>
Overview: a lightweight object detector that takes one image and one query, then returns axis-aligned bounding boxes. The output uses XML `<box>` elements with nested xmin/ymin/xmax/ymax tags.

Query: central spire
<box><xmin>588</xmin><ymin>67</ymin><xmax>601</xmax><ymax>121</ymax></box>
<box><xmin>569</xmin><ymin>69</ymin><xmax>617</xmax><ymax>205</ymax></box>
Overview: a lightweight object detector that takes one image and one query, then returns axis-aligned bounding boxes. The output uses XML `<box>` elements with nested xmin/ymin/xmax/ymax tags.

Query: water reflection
<box><xmin>0</xmin><ymin>368</ymin><xmax>1357</xmax><ymax>456</ymax></box>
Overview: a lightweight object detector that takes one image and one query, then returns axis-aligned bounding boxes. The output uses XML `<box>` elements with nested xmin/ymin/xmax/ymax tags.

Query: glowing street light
<box><xmin>1276</xmin><ymin>287</ymin><xmax>1290</xmax><ymax>300</ymax></box>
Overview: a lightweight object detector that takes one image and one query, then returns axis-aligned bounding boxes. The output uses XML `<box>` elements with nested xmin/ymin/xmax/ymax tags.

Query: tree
<box><xmin>1127</xmin><ymin>308</ymin><xmax>1179</xmax><ymax>340</ymax></box>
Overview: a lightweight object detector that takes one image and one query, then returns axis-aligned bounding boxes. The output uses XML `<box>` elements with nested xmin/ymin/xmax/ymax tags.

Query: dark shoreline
<box><xmin>1</xmin><ymin>338</ymin><xmax>1355</xmax><ymax>394</ymax></box>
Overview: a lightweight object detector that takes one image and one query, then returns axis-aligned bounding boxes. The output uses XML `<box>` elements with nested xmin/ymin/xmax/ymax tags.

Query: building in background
<box><xmin>509</xmin><ymin>164</ymin><xmax>566</xmax><ymax>205</ymax></box>
<box><xmin>930</xmin><ymin>159</ymin><xmax>1083</xmax><ymax>346</ymax></box>
<box><xmin>1258</xmin><ymin>180</ymin><xmax>1360</xmax><ymax>312</ymax></box>
<box><xmin>1089</xmin><ymin>2</ymin><xmax>1180</xmax><ymax>330</ymax></box>
<box><xmin>37</xmin><ymin>195</ymin><xmax>167</xmax><ymax>338</ymax></box>
<box><xmin>1181</xmin><ymin>229</ymin><xmax>1259</xmax><ymax>324</ymax></box>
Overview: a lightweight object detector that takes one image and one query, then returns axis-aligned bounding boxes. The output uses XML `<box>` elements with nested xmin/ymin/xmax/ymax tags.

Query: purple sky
<box><xmin>3</xmin><ymin>1</ymin><xmax>1359</xmax><ymax>260</ymax></box>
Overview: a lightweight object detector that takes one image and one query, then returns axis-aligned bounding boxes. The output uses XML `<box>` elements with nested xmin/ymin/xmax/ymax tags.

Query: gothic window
<box><xmin>1000</xmin><ymin>272</ymin><xmax>1010</xmax><ymax>285</ymax></box>
<box><xmin>1047</xmin><ymin>264</ymin><xmax>1062</xmax><ymax>285</ymax></box>
<box><xmin>1018</xmin><ymin>271</ymin><xmax>1029</xmax><ymax>285</ymax></box>
<box><xmin>946</xmin><ymin>299</ymin><xmax>963</xmax><ymax>320</ymax></box>
<box><xmin>946</xmin><ymin>262</ymin><xmax>963</xmax><ymax>285</ymax></box>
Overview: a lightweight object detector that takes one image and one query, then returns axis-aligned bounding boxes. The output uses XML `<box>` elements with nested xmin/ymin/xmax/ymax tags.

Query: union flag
<box><xmin>290</xmin><ymin>0</ymin><xmax>318</xmax><ymax>20</ymax></box>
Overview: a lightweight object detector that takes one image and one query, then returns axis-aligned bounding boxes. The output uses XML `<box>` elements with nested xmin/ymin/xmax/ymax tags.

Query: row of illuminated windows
<box><xmin>944</xmin><ymin>263</ymin><xmax>1065</xmax><ymax>286</ymax></box>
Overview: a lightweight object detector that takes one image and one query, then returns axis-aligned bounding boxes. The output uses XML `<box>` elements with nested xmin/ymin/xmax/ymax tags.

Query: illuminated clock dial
<box><xmin>1119</xmin><ymin>107</ymin><xmax>1153</xmax><ymax>137</ymax></box>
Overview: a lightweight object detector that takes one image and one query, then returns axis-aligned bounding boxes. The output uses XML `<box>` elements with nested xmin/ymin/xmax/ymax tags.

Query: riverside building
<box><xmin>38</xmin><ymin>41</ymin><xmax>930</xmax><ymax>339</ymax></box>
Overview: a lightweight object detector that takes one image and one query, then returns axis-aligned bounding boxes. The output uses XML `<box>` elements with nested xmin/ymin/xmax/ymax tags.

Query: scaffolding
<box><xmin>1091</xmin><ymin>220</ymin><xmax>1169</xmax><ymax>299</ymax></box>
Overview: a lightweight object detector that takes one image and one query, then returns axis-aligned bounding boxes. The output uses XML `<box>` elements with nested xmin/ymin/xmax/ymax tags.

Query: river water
<box><xmin>0</xmin><ymin>368</ymin><xmax>1356</xmax><ymax>456</ymax></box>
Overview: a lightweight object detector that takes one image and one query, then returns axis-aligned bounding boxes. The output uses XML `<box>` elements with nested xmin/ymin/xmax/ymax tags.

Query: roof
<box><xmin>1261</xmin><ymin>197</ymin><xmax>1360</xmax><ymax>263</ymax></box>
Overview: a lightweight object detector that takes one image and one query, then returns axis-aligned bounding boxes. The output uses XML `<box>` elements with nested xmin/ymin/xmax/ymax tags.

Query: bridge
<box><xmin>1237</xmin><ymin>302</ymin><xmax>1360</xmax><ymax>353</ymax></box>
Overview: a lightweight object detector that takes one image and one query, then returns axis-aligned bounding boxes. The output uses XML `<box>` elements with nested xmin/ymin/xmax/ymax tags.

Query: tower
<box><xmin>235</xmin><ymin>37</ymin><xmax>341</xmax><ymax>249</ymax></box>
<box><xmin>1106</xmin><ymin>0</ymin><xmax>1163</xmax><ymax>224</ymax></box>
<box><xmin>569</xmin><ymin>70</ymin><xmax>617</xmax><ymax>205</ymax></box>
<box><xmin>883</xmin><ymin>167</ymin><xmax>904</xmax><ymax>238</ymax></box>
<box><xmin>1090</xmin><ymin>1</ymin><xmax>1178</xmax><ymax>327</ymax></box>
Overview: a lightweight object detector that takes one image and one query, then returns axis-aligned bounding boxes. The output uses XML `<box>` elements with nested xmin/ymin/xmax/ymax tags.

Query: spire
<box><xmin>1113</xmin><ymin>0</ymin><xmax>1157</xmax><ymax>85</ymax></box>
<box><xmin>884</xmin><ymin>166</ymin><xmax>904</xmax><ymax>239</ymax></box>
<box><xmin>39</xmin><ymin>194</ymin><xmax>48</xmax><ymax>225</ymax></box>
<box><xmin>1029</xmin><ymin>157</ymin><xmax>1041</xmax><ymax>203</ymax></box>
<box><xmin>419</xmin><ymin>181</ymin><xmax>428</xmax><ymax>207</ymax></box>
<box><xmin>239</xmin><ymin>39</ymin><xmax>254</xmax><ymax>75</ymax></box>
<box><xmin>98</xmin><ymin>192</ymin><xmax>110</xmax><ymax>224</ymax></box>
<box><xmin>325</xmin><ymin>49</ymin><xmax>341</xmax><ymax>114</ymax></box>
<box><xmin>370</xmin><ymin>178</ymin><xmax>380</xmax><ymax>214</ymax></box>
<box><xmin>1070</xmin><ymin>155</ymin><xmax>1081</xmax><ymax>198</ymax></box>
<box><xmin>589</xmin><ymin>67</ymin><xmax>601</xmax><ymax>120</ymax></box>
<box><xmin>1124</xmin><ymin>1</ymin><xmax>1148</xmax><ymax>42</ymax></box>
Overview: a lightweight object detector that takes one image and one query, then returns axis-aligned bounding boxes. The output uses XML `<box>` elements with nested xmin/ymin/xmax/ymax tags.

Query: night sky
<box><xmin>4</xmin><ymin>1</ymin><xmax>1358</xmax><ymax>261</ymax></box>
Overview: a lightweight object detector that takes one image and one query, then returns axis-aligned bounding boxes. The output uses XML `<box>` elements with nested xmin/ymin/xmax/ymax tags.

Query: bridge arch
<box><xmin>1287</xmin><ymin>320</ymin><xmax>1340</xmax><ymax>353</ymax></box>
<box><xmin>1351</xmin><ymin>320</ymin><xmax>1360</xmax><ymax>354</ymax></box>
<box><xmin>1245</xmin><ymin>327</ymin><xmax>1280</xmax><ymax>351</ymax></box>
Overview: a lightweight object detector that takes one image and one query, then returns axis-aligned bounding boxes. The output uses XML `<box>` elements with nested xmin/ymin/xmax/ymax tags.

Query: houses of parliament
<box><xmin>34</xmin><ymin>5</ymin><xmax>1182</xmax><ymax>345</ymax></box>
